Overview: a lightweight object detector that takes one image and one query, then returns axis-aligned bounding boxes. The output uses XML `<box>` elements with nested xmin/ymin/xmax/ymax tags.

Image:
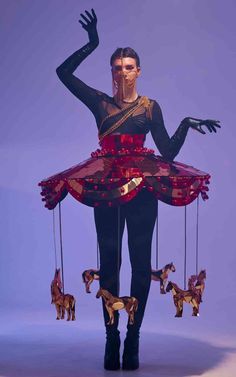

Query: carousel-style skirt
<box><xmin>39</xmin><ymin>134</ymin><xmax>210</xmax><ymax>209</ymax></box>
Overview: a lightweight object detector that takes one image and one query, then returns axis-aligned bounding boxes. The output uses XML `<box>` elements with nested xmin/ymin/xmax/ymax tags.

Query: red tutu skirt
<box><xmin>39</xmin><ymin>134</ymin><xmax>210</xmax><ymax>209</ymax></box>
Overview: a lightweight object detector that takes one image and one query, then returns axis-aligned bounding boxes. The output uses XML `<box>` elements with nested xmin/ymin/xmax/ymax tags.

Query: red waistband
<box><xmin>91</xmin><ymin>134</ymin><xmax>154</xmax><ymax>157</ymax></box>
<box><xmin>99</xmin><ymin>134</ymin><xmax>145</xmax><ymax>150</ymax></box>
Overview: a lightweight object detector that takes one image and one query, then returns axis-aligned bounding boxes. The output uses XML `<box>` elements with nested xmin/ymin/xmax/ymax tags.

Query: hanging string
<box><xmin>117</xmin><ymin>206</ymin><xmax>121</xmax><ymax>294</ymax></box>
<box><xmin>59</xmin><ymin>202</ymin><xmax>65</xmax><ymax>294</ymax></box>
<box><xmin>52</xmin><ymin>209</ymin><xmax>58</xmax><ymax>269</ymax></box>
<box><xmin>96</xmin><ymin>238</ymin><xmax>99</xmax><ymax>270</ymax></box>
<box><xmin>195</xmin><ymin>196</ymin><xmax>200</xmax><ymax>275</ymax></box>
<box><xmin>155</xmin><ymin>200</ymin><xmax>159</xmax><ymax>270</ymax></box>
<box><xmin>184</xmin><ymin>206</ymin><xmax>187</xmax><ymax>290</ymax></box>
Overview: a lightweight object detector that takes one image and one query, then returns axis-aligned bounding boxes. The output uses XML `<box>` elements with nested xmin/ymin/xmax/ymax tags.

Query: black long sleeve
<box><xmin>56</xmin><ymin>41</ymin><xmax>102</xmax><ymax>113</ymax></box>
<box><xmin>150</xmin><ymin>101</ymin><xmax>190</xmax><ymax>161</ymax></box>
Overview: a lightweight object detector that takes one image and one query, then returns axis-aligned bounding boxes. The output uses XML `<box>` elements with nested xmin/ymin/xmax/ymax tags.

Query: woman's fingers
<box><xmin>79</xmin><ymin>20</ymin><xmax>87</xmax><ymax>29</ymax></box>
<box><xmin>211</xmin><ymin>121</ymin><xmax>221</xmax><ymax>128</ymax></box>
<box><xmin>199</xmin><ymin>119</ymin><xmax>221</xmax><ymax>133</ymax></box>
<box><xmin>210</xmin><ymin>125</ymin><xmax>217</xmax><ymax>133</ymax></box>
<box><xmin>79</xmin><ymin>9</ymin><xmax>97</xmax><ymax>30</ymax></box>
<box><xmin>80</xmin><ymin>13</ymin><xmax>91</xmax><ymax>24</ymax></box>
<box><xmin>91</xmin><ymin>8</ymin><xmax>97</xmax><ymax>21</ymax></box>
<box><xmin>198</xmin><ymin>126</ymin><xmax>206</xmax><ymax>134</ymax></box>
<box><xmin>190</xmin><ymin>118</ymin><xmax>221</xmax><ymax>134</ymax></box>
<box><xmin>85</xmin><ymin>10</ymin><xmax>94</xmax><ymax>22</ymax></box>
<box><xmin>192</xmin><ymin>124</ymin><xmax>206</xmax><ymax>134</ymax></box>
<box><xmin>200</xmin><ymin>119</ymin><xmax>221</xmax><ymax>127</ymax></box>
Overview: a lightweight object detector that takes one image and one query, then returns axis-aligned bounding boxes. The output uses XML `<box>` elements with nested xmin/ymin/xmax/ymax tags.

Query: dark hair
<box><xmin>110</xmin><ymin>47</ymin><xmax>140</xmax><ymax>67</ymax></box>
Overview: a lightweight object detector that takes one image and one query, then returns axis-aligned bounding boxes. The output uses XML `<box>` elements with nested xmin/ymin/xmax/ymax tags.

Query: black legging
<box><xmin>94</xmin><ymin>189</ymin><xmax>157</xmax><ymax>333</ymax></box>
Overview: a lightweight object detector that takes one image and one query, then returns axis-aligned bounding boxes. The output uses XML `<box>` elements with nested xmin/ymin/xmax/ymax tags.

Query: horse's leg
<box><xmin>178</xmin><ymin>300</ymin><xmax>183</xmax><ymax>317</ymax></box>
<box><xmin>106</xmin><ymin>306</ymin><xmax>114</xmax><ymax>325</ymax></box>
<box><xmin>60</xmin><ymin>304</ymin><xmax>64</xmax><ymax>319</ymax></box>
<box><xmin>192</xmin><ymin>306</ymin><xmax>199</xmax><ymax>316</ymax></box>
<box><xmin>124</xmin><ymin>304</ymin><xmax>133</xmax><ymax>325</ymax></box>
<box><xmin>64</xmin><ymin>297</ymin><xmax>71</xmax><ymax>321</ymax></box>
<box><xmin>87</xmin><ymin>278</ymin><xmax>93</xmax><ymax>294</ymax></box>
<box><xmin>174</xmin><ymin>302</ymin><xmax>180</xmax><ymax>317</ymax></box>
<box><xmin>191</xmin><ymin>299</ymin><xmax>199</xmax><ymax>316</ymax></box>
<box><xmin>175</xmin><ymin>299</ymin><xmax>183</xmax><ymax>317</ymax></box>
<box><xmin>55</xmin><ymin>304</ymin><xmax>60</xmax><ymax>320</ymax></box>
<box><xmin>66</xmin><ymin>306</ymin><xmax>71</xmax><ymax>321</ymax></box>
<box><xmin>129</xmin><ymin>310</ymin><xmax>135</xmax><ymax>325</ymax></box>
<box><xmin>71</xmin><ymin>299</ymin><xmax>76</xmax><ymax>321</ymax></box>
<box><xmin>61</xmin><ymin>305</ymin><xmax>65</xmax><ymax>319</ymax></box>
<box><xmin>173</xmin><ymin>297</ymin><xmax>179</xmax><ymax>317</ymax></box>
<box><xmin>85</xmin><ymin>278</ymin><xmax>90</xmax><ymax>293</ymax></box>
<box><xmin>161</xmin><ymin>278</ymin><xmax>167</xmax><ymax>294</ymax></box>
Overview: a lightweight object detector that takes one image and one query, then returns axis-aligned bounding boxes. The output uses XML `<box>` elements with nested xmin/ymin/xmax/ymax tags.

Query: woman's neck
<box><xmin>114</xmin><ymin>85</ymin><xmax>138</xmax><ymax>103</ymax></box>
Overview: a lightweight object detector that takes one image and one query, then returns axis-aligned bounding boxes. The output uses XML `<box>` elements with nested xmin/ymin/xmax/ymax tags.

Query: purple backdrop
<box><xmin>1</xmin><ymin>1</ymin><xmax>236</xmax><ymax>372</ymax></box>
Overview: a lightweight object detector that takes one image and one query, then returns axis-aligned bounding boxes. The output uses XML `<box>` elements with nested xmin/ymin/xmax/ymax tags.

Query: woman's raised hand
<box><xmin>182</xmin><ymin>117</ymin><xmax>221</xmax><ymax>134</ymax></box>
<box><xmin>79</xmin><ymin>9</ymin><xmax>99</xmax><ymax>46</ymax></box>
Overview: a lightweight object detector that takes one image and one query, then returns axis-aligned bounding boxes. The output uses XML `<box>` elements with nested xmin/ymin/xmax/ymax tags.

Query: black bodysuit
<box><xmin>56</xmin><ymin>40</ymin><xmax>191</xmax><ymax>334</ymax></box>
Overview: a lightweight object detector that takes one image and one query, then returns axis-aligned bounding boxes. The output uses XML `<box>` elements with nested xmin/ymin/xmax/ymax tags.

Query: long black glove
<box><xmin>56</xmin><ymin>9</ymin><xmax>99</xmax><ymax>76</ymax></box>
<box><xmin>56</xmin><ymin>9</ymin><xmax>100</xmax><ymax>110</ymax></box>
<box><xmin>79</xmin><ymin>9</ymin><xmax>99</xmax><ymax>46</ymax></box>
<box><xmin>181</xmin><ymin>117</ymin><xmax>221</xmax><ymax>134</ymax></box>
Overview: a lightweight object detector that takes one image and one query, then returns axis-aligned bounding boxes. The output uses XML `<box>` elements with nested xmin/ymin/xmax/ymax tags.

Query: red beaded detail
<box><xmin>91</xmin><ymin>146</ymin><xmax>154</xmax><ymax>157</ymax></box>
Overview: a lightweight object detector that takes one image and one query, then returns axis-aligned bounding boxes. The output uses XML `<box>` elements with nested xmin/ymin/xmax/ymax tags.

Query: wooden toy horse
<box><xmin>96</xmin><ymin>288</ymin><xmax>138</xmax><ymax>325</ymax></box>
<box><xmin>51</xmin><ymin>269</ymin><xmax>76</xmax><ymax>321</ymax></box>
<box><xmin>82</xmin><ymin>268</ymin><xmax>100</xmax><ymax>293</ymax></box>
<box><xmin>151</xmin><ymin>262</ymin><xmax>176</xmax><ymax>294</ymax></box>
<box><xmin>166</xmin><ymin>281</ymin><xmax>200</xmax><ymax>317</ymax></box>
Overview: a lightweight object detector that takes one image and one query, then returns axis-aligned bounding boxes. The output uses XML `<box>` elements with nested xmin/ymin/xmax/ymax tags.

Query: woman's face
<box><xmin>111</xmin><ymin>57</ymin><xmax>141</xmax><ymax>91</ymax></box>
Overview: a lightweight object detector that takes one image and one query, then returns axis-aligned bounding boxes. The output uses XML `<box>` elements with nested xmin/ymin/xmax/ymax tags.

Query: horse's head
<box><xmin>198</xmin><ymin>269</ymin><xmax>206</xmax><ymax>280</ymax></box>
<box><xmin>166</xmin><ymin>281</ymin><xmax>173</xmax><ymax>292</ymax></box>
<box><xmin>96</xmin><ymin>288</ymin><xmax>110</xmax><ymax>299</ymax></box>
<box><xmin>165</xmin><ymin>262</ymin><xmax>176</xmax><ymax>272</ymax></box>
<box><xmin>51</xmin><ymin>269</ymin><xmax>62</xmax><ymax>290</ymax></box>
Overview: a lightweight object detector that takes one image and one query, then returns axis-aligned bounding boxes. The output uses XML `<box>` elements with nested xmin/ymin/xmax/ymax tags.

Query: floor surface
<box><xmin>0</xmin><ymin>310</ymin><xmax>236</xmax><ymax>377</ymax></box>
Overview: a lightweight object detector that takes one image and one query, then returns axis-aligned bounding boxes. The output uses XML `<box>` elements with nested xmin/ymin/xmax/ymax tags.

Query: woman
<box><xmin>40</xmin><ymin>9</ymin><xmax>220</xmax><ymax>371</ymax></box>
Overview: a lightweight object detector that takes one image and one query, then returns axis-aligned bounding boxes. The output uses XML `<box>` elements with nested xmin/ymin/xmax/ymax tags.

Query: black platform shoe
<box><xmin>104</xmin><ymin>332</ymin><xmax>121</xmax><ymax>370</ymax></box>
<box><xmin>122</xmin><ymin>333</ymin><xmax>140</xmax><ymax>370</ymax></box>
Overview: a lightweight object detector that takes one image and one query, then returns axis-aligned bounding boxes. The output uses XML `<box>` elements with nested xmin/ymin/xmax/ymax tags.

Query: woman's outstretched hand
<box><xmin>79</xmin><ymin>9</ymin><xmax>99</xmax><ymax>46</ymax></box>
<box><xmin>182</xmin><ymin>117</ymin><xmax>221</xmax><ymax>134</ymax></box>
